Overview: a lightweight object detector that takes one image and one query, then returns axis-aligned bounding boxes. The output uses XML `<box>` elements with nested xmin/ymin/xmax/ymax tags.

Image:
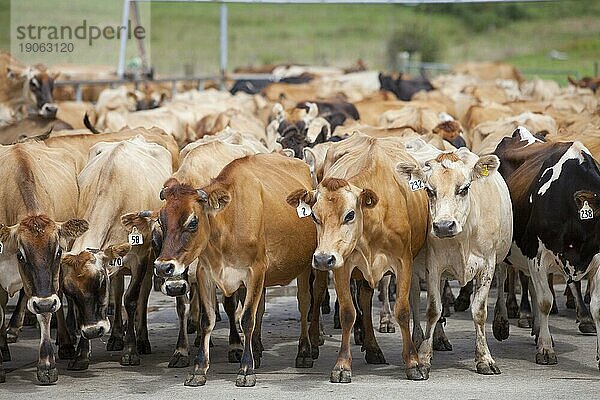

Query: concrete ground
<box><xmin>1</xmin><ymin>282</ymin><xmax>599</xmax><ymax>399</ymax></box>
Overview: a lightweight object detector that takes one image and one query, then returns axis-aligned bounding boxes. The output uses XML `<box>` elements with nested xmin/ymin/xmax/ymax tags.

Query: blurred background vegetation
<box><xmin>0</xmin><ymin>1</ymin><xmax>598</xmax><ymax>83</ymax></box>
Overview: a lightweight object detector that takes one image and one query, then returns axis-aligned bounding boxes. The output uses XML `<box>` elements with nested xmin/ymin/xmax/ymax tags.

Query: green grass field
<box><xmin>0</xmin><ymin>1</ymin><xmax>598</xmax><ymax>83</ymax></box>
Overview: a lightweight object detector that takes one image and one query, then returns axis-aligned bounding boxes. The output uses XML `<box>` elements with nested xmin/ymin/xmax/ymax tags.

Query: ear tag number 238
<box><xmin>128</xmin><ymin>227</ymin><xmax>144</xmax><ymax>246</ymax></box>
<box><xmin>580</xmin><ymin>201</ymin><xmax>594</xmax><ymax>220</ymax></box>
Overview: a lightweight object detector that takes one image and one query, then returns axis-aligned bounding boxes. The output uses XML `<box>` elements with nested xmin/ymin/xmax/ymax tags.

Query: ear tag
<box><xmin>128</xmin><ymin>227</ymin><xmax>144</xmax><ymax>246</ymax></box>
<box><xmin>297</xmin><ymin>200</ymin><xmax>312</xmax><ymax>218</ymax></box>
<box><xmin>481</xmin><ymin>165</ymin><xmax>489</xmax><ymax>177</ymax></box>
<box><xmin>0</xmin><ymin>241</ymin><xmax>3</xmax><ymax>254</ymax></box>
<box><xmin>408</xmin><ymin>174</ymin><xmax>424</xmax><ymax>191</ymax></box>
<box><xmin>109</xmin><ymin>256</ymin><xmax>123</xmax><ymax>267</ymax></box>
<box><xmin>580</xmin><ymin>201</ymin><xmax>594</xmax><ymax>220</ymax></box>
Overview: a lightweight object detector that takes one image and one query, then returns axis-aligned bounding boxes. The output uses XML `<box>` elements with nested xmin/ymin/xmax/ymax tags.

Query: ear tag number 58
<box><xmin>580</xmin><ymin>201</ymin><xmax>594</xmax><ymax>220</ymax></box>
<box><xmin>128</xmin><ymin>227</ymin><xmax>143</xmax><ymax>246</ymax></box>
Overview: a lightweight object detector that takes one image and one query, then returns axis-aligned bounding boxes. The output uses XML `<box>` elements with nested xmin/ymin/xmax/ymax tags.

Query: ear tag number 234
<box><xmin>128</xmin><ymin>227</ymin><xmax>144</xmax><ymax>246</ymax></box>
<box><xmin>409</xmin><ymin>175</ymin><xmax>424</xmax><ymax>191</ymax></box>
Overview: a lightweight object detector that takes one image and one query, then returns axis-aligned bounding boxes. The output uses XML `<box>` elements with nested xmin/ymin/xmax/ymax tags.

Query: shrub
<box><xmin>386</xmin><ymin>23</ymin><xmax>441</xmax><ymax>67</ymax></box>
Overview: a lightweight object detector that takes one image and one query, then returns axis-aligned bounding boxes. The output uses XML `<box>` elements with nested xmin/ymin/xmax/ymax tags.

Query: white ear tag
<box><xmin>297</xmin><ymin>200</ymin><xmax>312</xmax><ymax>218</ymax></box>
<box><xmin>0</xmin><ymin>241</ymin><xmax>3</xmax><ymax>254</ymax></box>
<box><xmin>408</xmin><ymin>175</ymin><xmax>424</xmax><ymax>191</ymax></box>
<box><xmin>109</xmin><ymin>256</ymin><xmax>123</xmax><ymax>267</ymax></box>
<box><xmin>580</xmin><ymin>201</ymin><xmax>594</xmax><ymax>220</ymax></box>
<box><xmin>128</xmin><ymin>227</ymin><xmax>144</xmax><ymax>246</ymax></box>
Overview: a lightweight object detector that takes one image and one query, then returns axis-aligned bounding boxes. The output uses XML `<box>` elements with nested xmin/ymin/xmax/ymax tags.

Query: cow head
<box><xmin>60</xmin><ymin>244</ymin><xmax>130</xmax><ymax>339</ymax></box>
<box><xmin>396</xmin><ymin>150</ymin><xmax>499</xmax><ymax>238</ymax></box>
<box><xmin>0</xmin><ymin>216</ymin><xmax>88</xmax><ymax>314</ymax></box>
<box><xmin>272</xmin><ymin>102</ymin><xmax>331</xmax><ymax>158</ymax></box>
<box><xmin>7</xmin><ymin>64</ymin><xmax>58</xmax><ymax>118</ymax></box>
<box><xmin>287</xmin><ymin>177</ymin><xmax>378</xmax><ymax>271</ymax></box>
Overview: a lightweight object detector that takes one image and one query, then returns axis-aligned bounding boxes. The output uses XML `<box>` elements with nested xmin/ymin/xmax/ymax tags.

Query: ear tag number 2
<box><xmin>128</xmin><ymin>227</ymin><xmax>144</xmax><ymax>246</ymax></box>
<box><xmin>297</xmin><ymin>200</ymin><xmax>312</xmax><ymax>218</ymax></box>
<box><xmin>409</xmin><ymin>175</ymin><xmax>424</xmax><ymax>191</ymax></box>
<box><xmin>580</xmin><ymin>201</ymin><xmax>594</xmax><ymax>220</ymax></box>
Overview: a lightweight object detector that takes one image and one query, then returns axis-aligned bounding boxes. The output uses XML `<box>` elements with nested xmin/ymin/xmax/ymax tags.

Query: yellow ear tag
<box><xmin>481</xmin><ymin>165</ymin><xmax>489</xmax><ymax>177</ymax></box>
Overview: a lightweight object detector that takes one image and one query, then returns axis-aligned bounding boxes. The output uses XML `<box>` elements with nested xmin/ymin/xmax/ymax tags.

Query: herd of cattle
<box><xmin>1</xmin><ymin>50</ymin><xmax>600</xmax><ymax>387</ymax></box>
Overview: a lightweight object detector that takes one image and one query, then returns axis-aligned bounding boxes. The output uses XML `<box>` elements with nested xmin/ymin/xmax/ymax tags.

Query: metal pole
<box><xmin>117</xmin><ymin>0</ymin><xmax>131</xmax><ymax>78</ymax></box>
<box><xmin>219</xmin><ymin>3</ymin><xmax>228</xmax><ymax>88</ymax></box>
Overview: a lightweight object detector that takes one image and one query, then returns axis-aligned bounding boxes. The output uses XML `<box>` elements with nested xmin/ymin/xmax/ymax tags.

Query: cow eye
<box><xmin>344</xmin><ymin>210</ymin><xmax>355</xmax><ymax>224</ymax></box>
<box><xmin>30</xmin><ymin>79</ymin><xmax>39</xmax><ymax>88</ymax></box>
<box><xmin>187</xmin><ymin>216</ymin><xmax>198</xmax><ymax>231</ymax></box>
<box><xmin>55</xmin><ymin>248</ymin><xmax>63</xmax><ymax>259</ymax></box>
<box><xmin>16</xmin><ymin>251</ymin><xmax>25</xmax><ymax>264</ymax></box>
<box><xmin>458</xmin><ymin>184</ymin><xmax>470</xmax><ymax>196</ymax></box>
<box><xmin>311</xmin><ymin>212</ymin><xmax>321</xmax><ymax>225</ymax></box>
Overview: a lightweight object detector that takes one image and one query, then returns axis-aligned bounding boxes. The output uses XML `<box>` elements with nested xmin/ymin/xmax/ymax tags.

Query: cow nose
<box><xmin>164</xmin><ymin>280</ymin><xmax>188</xmax><ymax>297</ymax></box>
<box><xmin>41</xmin><ymin>103</ymin><xmax>58</xmax><ymax>118</ymax></box>
<box><xmin>81</xmin><ymin>325</ymin><xmax>105</xmax><ymax>339</ymax></box>
<box><xmin>433</xmin><ymin>220</ymin><xmax>457</xmax><ymax>238</ymax></box>
<box><xmin>313</xmin><ymin>253</ymin><xmax>336</xmax><ymax>270</ymax></box>
<box><xmin>32</xmin><ymin>297</ymin><xmax>58</xmax><ymax>314</ymax></box>
<box><xmin>155</xmin><ymin>261</ymin><xmax>175</xmax><ymax>278</ymax></box>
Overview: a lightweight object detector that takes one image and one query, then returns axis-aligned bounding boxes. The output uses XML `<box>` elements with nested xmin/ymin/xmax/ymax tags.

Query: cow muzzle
<box><xmin>162</xmin><ymin>278</ymin><xmax>188</xmax><ymax>297</ymax></box>
<box><xmin>40</xmin><ymin>103</ymin><xmax>58</xmax><ymax>119</ymax></box>
<box><xmin>28</xmin><ymin>294</ymin><xmax>61</xmax><ymax>314</ymax></box>
<box><xmin>154</xmin><ymin>259</ymin><xmax>185</xmax><ymax>278</ymax></box>
<box><xmin>432</xmin><ymin>220</ymin><xmax>459</xmax><ymax>238</ymax></box>
<box><xmin>312</xmin><ymin>252</ymin><xmax>338</xmax><ymax>271</ymax></box>
<box><xmin>81</xmin><ymin>320</ymin><xmax>110</xmax><ymax>339</ymax></box>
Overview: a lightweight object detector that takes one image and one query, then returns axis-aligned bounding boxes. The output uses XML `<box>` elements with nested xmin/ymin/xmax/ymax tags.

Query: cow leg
<box><xmin>417</xmin><ymin>260</ymin><xmax>442</xmax><ymax>380</ymax></box>
<box><xmin>333</xmin><ymin>299</ymin><xmax>341</xmax><ymax>329</ymax></box>
<box><xmin>379</xmin><ymin>275</ymin><xmax>395</xmax><ymax>333</ymax></box>
<box><xmin>396</xmin><ymin>259</ymin><xmax>425</xmax><ymax>380</ymax></box>
<box><xmin>309</xmin><ymin>269</ymin><xmax>328</xmax><ymax>360</ymax></box>
<box><xmin>107</xmin><ymin>273</ymin><xmax>125</xmax><ymax>351</ymax></box>
<box><xmin>135</xmin><ymin>263</ymin><xmax>152</xmax><ymax>354</ymax></box>
<box><xmin>454</xmin><ymin>279</ymin><xmax>472</xmax><ymax>312</ymax></box>
<box><xmin>184</xmin><ymin>269</ymin><xmax>216</xmax><ymax>387</ymax></box>
<box><xmin>6</xmin><ymin>289</ymin><xmax>27</xmax><ymax>343</ymax></box>
<box><xmin>528</xmin><ymin>260</ymin><xmax>557</xmax><ymax>365</ymax></box>
<box><xmin>235</xmin><ymin>270</ymin><xmax>265</xmax><ymax>387</ymax></box>
<box><xmin>568</xmin><ymin>280</ymin><xmax>596</xmax><ymax>334</ymax></box>
<box><xmin>548</xmin><ymin>274</ymin><xmax>558</xmax><ymax>315</ymax></box>
<box><xmin>0</xmin><ymin>288</ymin><xmax>9</xmax><ymax>383</ymax></box>
<box><xmin>433</xmin><ymin>279</ymin><xmax>453</xmax><ymax>352</ymax></box>
<box><xmin>65</xmin><ymin>296</ymin><xmax>77</xmax><ymax>342</ymax></box>
<box><xmin>518</xmin><ymin>271</ymin><xmax>533</xmax><ymax>328</ymax></box>
<box><xmin>441</xmin><ymin>279</ymin><xmax>455</xmax><ymax>318</ymax></box>
<box><xmin>252</xmin><ymin>289</ymin><xmax>265</xmax><ymax>368</ymax></box>
<box><xmin>67</xmin><ymin>312</ymin><xmax>90</xmax><ymax>371</ymax></box>
<box><xmin>358</xmin><ymin>280</ymin><xmax>386</xmax><ymax>364</ymax></box>
<box><xmin>187</xmin><ymin>284</ymin><xmax>198</xmax><ymax>334</ymax></box>
<box><xmin>473</xmin><ymin>267</ymin><xmax>501</xmax><ymax>375</ymax></box>
<box><xmin>585</xmin><ymin>277</ymin><xmax>592</xmax><ymax>304</ymax></box>
<box><xmin>351</xmin><ymin>280</ymin><xmax>364</xmax><ymax>346</ymax></box>
<box><xmin>36</xmin><ymin>313</ymin><xmax>58</xmax><ymax>384</ymax></box>
<box><xmin>565</xmin><ymin>282</ymin><xmax>576</xmax><ymax>309</ymax></box>
<box><xmin>506</xmin><ymin>267</ymin><xmax>519</xmax><ymax>318</ymax></box>
<box><xmin>169</xmin><ymin>295</ymin><xmax>190</xmax><ymax>368</ymax></box>
<box><xmin>330</xmin><ymin>266</ymin><xmax>355</xmax><ymax>383</ymax></box>
<box><xmin>410</xmin><ymin>270</ymin><xmax>424</xmax><ymax>349</ymax></box>
<box><xmin>493</xmin><ymin>262</ymin><xmax>510</xmax><ymax>341</ymax></box>
<box><xmin>214</xmin><ymin>289</ymin><xmax>222</xmax><ymax>323</ymax></box>
<box><xmin>120</xmin><ymin>258</ymin><xmax>147</xmax><ymax>366</ymax></box>
<box><xmin>56</xmin><ymin>298</ymin><xmax>76</xmax><ymax>360</ymax></box>
<box><xmin>589</xmin><ymin>269</ymin><xmax>600</xmax><ymax>370</ymax></box>
<box><xmin>224</xmin><ymin>292</ymin><xmax>243</xmax><ymax>363</ymax></box>
<box><xmin>321</xmin><ymin>272</ymin><xmax>331</xmax><ymax>315</ymax></box>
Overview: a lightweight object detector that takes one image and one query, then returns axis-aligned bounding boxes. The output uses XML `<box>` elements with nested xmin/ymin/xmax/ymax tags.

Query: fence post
<box><xmin>117</xmin><ymin>0</ymin><xmax>131</xmax><ymax>78</ymax></box>
<box><xmin>75</xmin><ymin>84</ymin><xmax>82</xmax><ymax>102</ymax></box>
<box><xmin>219</xmin><ymin>3</ymin><xmax>228</xmax><ymax>90</ymax></box>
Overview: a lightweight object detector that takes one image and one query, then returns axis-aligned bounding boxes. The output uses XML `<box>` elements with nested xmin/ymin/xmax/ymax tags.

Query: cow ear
<box><xmin>6</xmin><ymin>66</ymin><xmax>25</xmax><ymax>81</ymax></box>
<box><xmin>574</xmin><ymin>191</ymin><xmax>600</xmax><ymax>215</ymax></box>
<box><xmin>121</xmin><ymin>211</ymin><xmax>157</xmax><ymax>236</ymax></box>
<box><xmin>104</xmin><ymin>243</ymin><xmax>131</xmax><ymax>260</ymax></box>
<box><xmin>395</xmin><ymin>161</ymin><xmax>426</xmax><ymax>183</ymax></box>
<box><xmin>59</xmin><ymin>219</ymin><xmax>89</xmax><ymax>239</ymax></box>
<box><xmin>0</xmin><ymin>223</ymin><xmax>18</xmax><ymax>246</ymax></box>
<box><xmin>359</xmin><ymin>189</ymin><xmax>379</xmax><ymax>209</ymax></box>
<box><xmin>286</xmin><ymin>189</ymin><xmax>316</xmax><ymax>208</ymax></box>
<box><xmin>473</xmin><ymin>155</ymin><xmax>500</xmax><ymax>179</ymax></box>
<box><xmin>307</xmin><ymin>117</ymin><xmax>331</xmax><ymax>144</ymax></box>
<box><xmin>200</xmin><ymin>188</ymin><xmax>230</xmax><ymax>212</ymax></box>
<box><xmin>281</xmin><ymin>148</ymin><xmax>295</xmax><ymax>158</ymax></box>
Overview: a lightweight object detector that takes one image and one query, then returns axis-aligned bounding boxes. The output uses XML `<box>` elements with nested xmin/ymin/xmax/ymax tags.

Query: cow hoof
<box><xmin>228</xmin><ymin>348</ymin><xmax>243</xmax><ymax>363</ymax></box>
<box><xmin>453</xmin><ymin>296</ymin><xmax>470</xmax><ymax>312</ymax></box>
<box><xmin>136</xmin><ymin>339</ymin><xmax>152</xmax><ymax>355</ymax></box>
<box><xmin>58</xmin><ymin>344</ymin><xmax>76</xmax><ymax>360</ymax></box>
<box><xmin>330</xmin><ymin>368</ymin><xmax>352</xmax><ymax>383</ymax></box>
<box><xmin>107</xmin><ymin>336</ymin><xmax>124</xmax><ymax>352</ymax></box>
<box><xmin>578</xmin><ymin>321</ymin><xmax>596</xmax><ymax>334</ymax></box>
<box><xmin>476</xmin><ymin>361</ymin><xmax>501</xmax><ymax>375</ymax></box>
<box><xmin>506</xmin><ymin>297</ymin><xmax>519</xmax><ymax>319</ymax></box>
<box><xmin>492</xmin><ymin>316</ymin><xmax>510</xmax><ymax>341</ymax></box>
<box><xmin>168</xmin><ymin>353</ymin><xmax>190</xmax><ymax>368</ymax></box>
<box><xmin>518</xmin><ymin>316</ymin><xmax>532</xmax><ymax>329</ymax></box>
<box><xmin>184</xmin><ymin>373</ymin><xmax>206</xmax><ymax>387</ymax></box>
<box><xmin>1</xmin><ymin>345</ymin><xmax>11</xmax><ymax>362</ymax></box>
<box><xmin>365</xmin><ymin>348</ymin><xmax>387</xmax><ymax>364</ymax></box>
<box><xmin>120</xmin><ymin>352</ymin><xmax>141</xmax><ymax>366</ymax></box>
<box><xmin>321</xmin><ymin>303</ymin><xmax>331</xmax><ymax>315</ymax></box>
<box><xmin>311</xmin><ymin>345</ymin><xmax>320</xmax><ymax>360</ymax></box>
<box><xmin>378</xmin><ymin>321</ymin><xmax>395</xmax><ymax>333</ymax></box>
<box><xmin>6</xmin><ymin>331</ymin><xmax>18</xmax><ymax>344</ymax></box>
<box><xmin>406</xmin><ymin>364</ymin><xmax>428</xmax><ymax>380</ymax></box>
<box><xmin>295</xmin><ymin>355</ymin><xmax>314</xmax><ymax>368</ymax></box>
<box><xmin>433</xmin><ymin>336</ymin><xmax>453</xmax><ymax>351</ymax></box>
<box><xmin>187</xmin><ymin>319</ymin><xmax>197</xmax><ymax>334</ymax></box>
<box><xmin>235</xmin><ymin>373</ymin><xmax>256</xmax><ymax>387</ymax></box>
<box><xmin>535</xmin><ymin>350</ymin><xmax>557</xmax><ymax>365</ymax></box>
<box><xmin>36</xmin><ymin>366</ymin><xmax>58</xmax><ymax>385</ymax></box>
<box><xmin>67</xmin><ymin>357</ymin><xmax>90</xmax><ymax>371</ymax></box>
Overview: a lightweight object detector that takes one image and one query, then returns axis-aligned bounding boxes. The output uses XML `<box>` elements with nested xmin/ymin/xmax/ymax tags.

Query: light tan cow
<box><xmin>396</xmin><ymin>146</ymin><xmax>512</xmax><ymax>377</ymax></box>
<box><xmin>452</xmin><ymin>61</ymin><xmax>523</xmax><ymax>83</ymax></box>
<box><xmin>287</xmin><ymin>135</ymin><xmax>429</xmax><ymax>382</ymax></box>
<box><xmin>0</xmin><ymin>141</ymin><xmax>88</xmax><ymax>384</ymax></box>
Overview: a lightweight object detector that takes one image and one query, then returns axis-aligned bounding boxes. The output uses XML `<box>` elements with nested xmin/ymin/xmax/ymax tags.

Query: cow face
<box><xmin>397</xmin><ymin>151</ymin><xmax>499</xmax><ymax>238</ymax></box>
<box><xmin>0</xmin><ymin>216</ymin><xmax>88</xmax><ymax>314</ymax></box>
<box><xmin>7</xmin><ymin>66</ymin><xmax>58</xmax><ymax>118</ymax></box>
<box><xmin>271</xmin><ymin>103</ymin><xmax>331</xmax><ymax>158</ymax></box>
<box><xmin>60</xmin><ymin>244</ymin><xmax>130</xmax><ymax>339</ymax></box>
<box><xmin>287</xmin><ymin>177</ymin><xmax>378</xmax><ymax>271</ymax></box>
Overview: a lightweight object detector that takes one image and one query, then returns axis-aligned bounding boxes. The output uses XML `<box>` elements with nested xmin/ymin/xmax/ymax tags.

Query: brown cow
<box><xmin>287</xmin><ymin>135</ymin><xmax>429</xmax><ymax>382</ymax></box>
